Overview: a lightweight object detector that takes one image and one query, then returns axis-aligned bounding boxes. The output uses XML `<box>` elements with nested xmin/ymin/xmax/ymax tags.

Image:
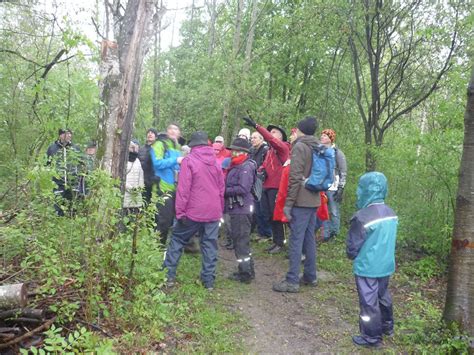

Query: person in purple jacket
<box><xmin>225</xmin><ymin>138</ymin><xmax>257</xmax><ymax>283</ymax></box>
<box><xmin>163</xmin><ymin>131</ymin><xmax>225</xmax><ymax>290</ymax></box>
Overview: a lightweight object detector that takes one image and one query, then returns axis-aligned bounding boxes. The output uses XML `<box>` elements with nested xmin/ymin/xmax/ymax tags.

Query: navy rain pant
<box><xmin>355</xmin><ymin>275</ymin><xmax>394</xmax><ymax>344</ymax></box>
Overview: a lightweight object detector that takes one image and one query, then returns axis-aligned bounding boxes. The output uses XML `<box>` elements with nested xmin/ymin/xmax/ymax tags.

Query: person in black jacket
<box><xmin>138</xmin><ymin>128</ymin><xmax>158</xmax><ymax>204</ymax></box>
<box><xmin>249</xmin><ymin>131</ymin><xmax>272</xmax><ymax>240</ymax></box>
<box><xmin>226</xmin><ymin>138</ymin><xmax>256</xmax><ymax>283</ymax></box>
<box><xmin>46</xmin><ymin>128</ymin><xmax>81</xmax><ymax>216</ymax></box>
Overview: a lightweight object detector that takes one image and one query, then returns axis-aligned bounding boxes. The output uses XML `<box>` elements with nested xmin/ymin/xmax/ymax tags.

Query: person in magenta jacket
<box><xmin>242</xmin><ymin>116</ymin><xmax>290</xmax><ymax>254</ymax></box>
<box><xmin>163</xmin><ymin>131</ymin><xmax>225</xmax><ymax>290</ymax></box>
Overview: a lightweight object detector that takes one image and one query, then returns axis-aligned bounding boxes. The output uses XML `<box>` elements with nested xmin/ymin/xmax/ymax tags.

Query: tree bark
<box><xmin>443</xmin><ymin>65</ymin><xmax>474</xmax><ymax>340</ymax></box>
<box><xmin>221</xmin><ymin>0</ymin><xmax>243</xmax><ymax>141</ymax></box>
<box><xmin>0</xmin><ymin>308</ymin><xmax>44</xmax><ymax>320</ymax></box>
<box><xmin>0</xmin><ymin>284</ymin><xmax>27</xmax><ymax>309</ymax></box>
<box><xmin>152</xmin><ymin>0</ymin><xmax>162</xmax><ymax>127</ymax></box>
<box><xmin>97</xmin><ymin>0</ymin><xmax>156</xmax><ymax>187</ymax></box>
<box><xmin>206</xmin><ymin>0</ymin><xmax>217</xmax><ymax>56</ymax></box>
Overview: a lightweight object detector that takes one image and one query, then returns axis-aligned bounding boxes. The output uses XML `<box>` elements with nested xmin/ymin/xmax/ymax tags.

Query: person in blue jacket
<box><xmin>346</xmin><ymin>172</ymin><xmax>398</xmax><ymax>348</ymax></box>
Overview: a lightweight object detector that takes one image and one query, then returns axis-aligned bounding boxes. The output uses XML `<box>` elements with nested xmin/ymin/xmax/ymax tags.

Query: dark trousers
<box><xmin>355</xmin><ymin>275</ymin><xmax>394</xmax><ymax>344</ymax></box>
<box><xmin>261</xmin><ymin>188</ymin><xmax>285</xmax><ymax>246</ymax></box>
<box><xmin>53</xmin><ymin>188</ymin><xmax>73</xmax><ymax>217</ymax></box>
<box><xmin>143</xmin><ymin>184</ymin><xmax>153</xmax><ymax>205</ymax></box>
<box><xmin>164</xmin><ymin>218</ymin><xmax>219</xmax><ymax>288</ymax></box>
<box><xmin>253</xmin><ymin>200</ymin><xmax>272</xmax><ymax>237</ymax></box>
<box><xmin>155</xmin><ymin>190</ymin><xmax>176</xmax><ymax>244</ymax></box>
<box><xmin>286</xmin><ymin>207</ymin><xmax>317</xmax><ymax>284</ymax></box>
<box><xmin>230</xmin><ymin>214</ymin><xmax>254</xmax><ymax>279</ymax></box>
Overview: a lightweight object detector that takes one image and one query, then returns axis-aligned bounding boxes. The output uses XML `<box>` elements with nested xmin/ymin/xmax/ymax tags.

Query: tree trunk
<box><xmin>0</xmin><ymin>284</ymin><xmax>27</xmax><ymax>309</ymax></box>
<box><xmin>443</xmin><ymin>66</ymin><xmax>474</xmax><ymax>341</ymax></box>
<box><xmin>221</xmin><ymin>0</ymin><xmax>243</xmax><ymax>141</ymax></box>
<box><xmin>97</xmin><ymin>0</ymin><xmax>155</xmax><ymax>187</ymax></box>
<box><xmin>243</xmin><ymin>0</ymin><xmax>258</xmax><ymax>73</ymax></box>
<box><xmin>207</xmin><ymin>0</ymin><xmax>217</xmax><ymax>56</ymax></box>
<box><xmin>152</xmin><ymin>0</ymin><xmax>162</xmax><ymax>127</ymax></box>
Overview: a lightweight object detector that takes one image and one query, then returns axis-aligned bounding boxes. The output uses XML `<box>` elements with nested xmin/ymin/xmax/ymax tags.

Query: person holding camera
<box><xmin>225</xmin><ymin>138</ymin><xmax>257</xmax><ymax>283</ymax></box>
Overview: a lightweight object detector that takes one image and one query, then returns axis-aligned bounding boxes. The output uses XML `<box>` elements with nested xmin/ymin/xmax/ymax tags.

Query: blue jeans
<box><xmin>163</xmin><ymin>218</ymin><xmax>219</xmax><ymax>288</ymax></box>
<box><xmin>322</xmin><ymin>190</ymin><xmax>340</xmax><ymax>239</ymax></box>
<box><xmin>255</xmin><ymin>200</ymin><xmax>272</xmax><ymax>237</ymax></box>
<box><xmin>286</xmin><ymin>207</ymin><xmax>317</xmax><ymax>284</ymax></box>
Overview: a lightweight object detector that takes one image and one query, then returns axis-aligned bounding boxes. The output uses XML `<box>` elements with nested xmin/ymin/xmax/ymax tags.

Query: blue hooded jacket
<box><xmin>346</xmin><ymin>172</ymin><xmax>398</xmax><ymax>278</ymax></box>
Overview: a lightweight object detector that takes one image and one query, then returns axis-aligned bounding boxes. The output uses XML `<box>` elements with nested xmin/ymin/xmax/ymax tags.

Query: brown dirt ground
<box><xmin>217</xmin><ymin>243</ymin><xmax>364</xmax><ymax>354</ymax></box>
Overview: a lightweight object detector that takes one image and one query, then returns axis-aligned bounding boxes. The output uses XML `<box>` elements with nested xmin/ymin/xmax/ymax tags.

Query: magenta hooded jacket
<box><xmin>175</xmin><ymin>145</ymin><xmax>225</xmax><ymax>222</ymax></box>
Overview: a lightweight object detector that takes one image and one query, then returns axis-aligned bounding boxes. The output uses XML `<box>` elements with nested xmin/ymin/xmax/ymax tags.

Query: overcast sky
<box><xmin>41</xmin><ymin>0</ymin><xmax>203</xmax><ymax>51</ymax></box>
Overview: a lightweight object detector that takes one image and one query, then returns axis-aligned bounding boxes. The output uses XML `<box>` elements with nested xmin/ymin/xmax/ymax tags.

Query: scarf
<box><xmin>230</xmin><ymin>154</ymin><xmax>248</xmax><ymax>167</ymax></box>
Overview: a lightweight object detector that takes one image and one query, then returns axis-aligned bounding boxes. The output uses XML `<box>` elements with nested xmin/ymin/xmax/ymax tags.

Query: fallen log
<box><xmin>0</xmin><ymin>317</ymin><xmax>56</xmax><ymax>350</ymax></box>
<box><xmin>5</xmin><ymin>317</ymin><xmax>42</xmax><ymax>325</ymax></box>
<box><xmin>0</xmin><ymin>333</ymin><xmax>15</xmax><ymax>341</ymax></box>
<box><xmin>0</xmin><ymin>308</ymin><xmax>44</xmax><ymax>320</ymax></box>
<box><xmin>0</xmin><ymin>284</ymin><xmax>27</xmax><ymax>309</ymax></box>
<box><xmin>0</xmin><ymin>327</ymin><xmax>21</xmax><ymax>334</ymax></box>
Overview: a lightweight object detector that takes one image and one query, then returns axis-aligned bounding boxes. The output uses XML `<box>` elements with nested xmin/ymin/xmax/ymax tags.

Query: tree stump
<box><xmin>0</xmin><ymin>284</ymin><xmax>27</xmax><ymax>309</ymax></box>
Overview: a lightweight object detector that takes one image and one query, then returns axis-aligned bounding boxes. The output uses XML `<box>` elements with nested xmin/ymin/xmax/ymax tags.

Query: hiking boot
<box><xmin>352</xmin><ymin>335</ymin><xmax>381</xmax><ymax>348</ymax></box>
<box><xmin>272</xmin><ymin>279</ymin><xmax>299</xmax><ymax>293</ymax></box>
<box><xmin>165</xmin><ymin>278</ymin><xmax>176</xmax><ymax>288</ymax></box>
<box><xmin>255</xmin><ymin>235</ymin><xmax>271</xmax><ymax>243</ymax></box>
<box><xmin>224</xmin><ymin>239</ymin><xmax>234</xmax><ymax>250</ymax></box>
<box><xmin>268</xmin><ymin>245</ymin><xmax>283</xmax><ymax>254</ymax></box>
<box><xmin>299</xmin><ymin>277</ymin><xmax>318</xmax><ymax>287</ymax></box>
<box><xmin>265</xmin><ymin>243</ymin><xmax>277</xmax><ymax>252</ymax></box>
<box><xmin>228</xmin><ymin>272</ymin><xmax>252</xmax><ymax>284</ymax></box>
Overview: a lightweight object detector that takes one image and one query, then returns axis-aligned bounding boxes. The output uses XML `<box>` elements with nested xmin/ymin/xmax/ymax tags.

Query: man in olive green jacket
<box><xmin>273</xmin><ymin>116</ymin><xmax>321</xmax><ymax>293</ymax></box>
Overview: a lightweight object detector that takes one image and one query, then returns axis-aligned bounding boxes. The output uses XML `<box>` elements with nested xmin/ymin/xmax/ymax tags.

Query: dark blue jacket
<box><xmin>346</xmin><ymin>172</ymin><xmax>398</xmax><ymax>278</ymax></box>
<box><xmin>224</xmin><ymin>159</ymin><xmax>256</xmax><ymax>215</ymax></box>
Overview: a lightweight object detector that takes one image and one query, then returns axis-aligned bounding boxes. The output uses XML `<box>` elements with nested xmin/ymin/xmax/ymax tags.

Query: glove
<box><xmin>283</xmin><ymin>206</ymin><xmax>292</xmax><ymax>222</ymax></box>
<box><xmin>242</xmin><ymin>116</ymin><xmax>257</xmax><ymax>128</ymax></box>
<box><xmin>333</xmin><ymin>187</ymin><xmax>344</xmax><ymax>203</ymax></box>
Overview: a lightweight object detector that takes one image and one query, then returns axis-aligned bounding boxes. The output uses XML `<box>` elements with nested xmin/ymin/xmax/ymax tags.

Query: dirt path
<box><xmin>217</xmin><ymin>245</ymin><xmax>357</xmax><ymax>354</ymax></box>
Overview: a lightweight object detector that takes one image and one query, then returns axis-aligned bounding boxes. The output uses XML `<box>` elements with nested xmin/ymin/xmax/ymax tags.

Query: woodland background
<box><xmin>0</xmin><ymin>0</ymin><xmax>473</xmax><ymax>352</ymax></box>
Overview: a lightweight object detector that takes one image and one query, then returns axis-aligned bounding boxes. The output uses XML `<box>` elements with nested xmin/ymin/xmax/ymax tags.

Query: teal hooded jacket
<box><xmin>346</xmin><ymin>172</ymin><xmax>398</xmax><ymax>278</ymax></box>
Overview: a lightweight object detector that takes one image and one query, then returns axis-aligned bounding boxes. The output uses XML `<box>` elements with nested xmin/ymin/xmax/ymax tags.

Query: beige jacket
<box><xmin>124</xmin><ymin>159</ymin><xmax>144</xmax><ymax>208</ymax></box>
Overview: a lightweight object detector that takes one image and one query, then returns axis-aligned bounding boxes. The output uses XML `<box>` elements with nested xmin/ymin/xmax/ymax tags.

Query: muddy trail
<box><xmin>216</xmin><ymin>240</ymin><xmax>395</xmax><ymax>354</ymax></box>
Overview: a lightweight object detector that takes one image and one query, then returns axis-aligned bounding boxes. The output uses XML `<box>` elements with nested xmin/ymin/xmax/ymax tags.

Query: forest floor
<box><xmin>210</xmin><ymin>235</ymin><xmax>445</xmax><ymax>354</ymax></box>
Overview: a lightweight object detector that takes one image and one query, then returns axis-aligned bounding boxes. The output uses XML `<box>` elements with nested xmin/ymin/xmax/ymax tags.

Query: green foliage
<box><xmin>20</xmin><ymin>325</ymin><xmax>114</xmax><ymax>354</ymax></box>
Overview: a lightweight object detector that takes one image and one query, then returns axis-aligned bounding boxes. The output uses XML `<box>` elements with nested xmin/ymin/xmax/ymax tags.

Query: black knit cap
<box><xmin>228</xmin><ymin>137</ymin><xmax>251</xmax><ymax>153</ymax></box>
<box><xmin>147</xmin><ymin>128</ymin><xmax>159</xmax><ymax>137</ymax></box>
<box><xmin>188</xmin><ymin>131</ymin><xmax>209</xmax><ymax>147</ymax></box>
<box><xmin>297</xmin><ymin>116</ymin><xmax>318</xmax><ymax>136</ymax></box>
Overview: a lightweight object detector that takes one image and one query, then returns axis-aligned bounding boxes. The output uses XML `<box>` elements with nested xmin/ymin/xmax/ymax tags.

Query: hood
<box><xmin>294</xmin><ymin>135</ymin><xmax>319</xmax><ymax>148</ymax></box>
<box><xmin>356</xmin><ymin>172</ymin><xmax>388</xmax><ymax>209</ymax></box>
<box><xmin>191</xmin><ymin>145</ymin><xmax>218</xmax><ymax>165</ymax></box>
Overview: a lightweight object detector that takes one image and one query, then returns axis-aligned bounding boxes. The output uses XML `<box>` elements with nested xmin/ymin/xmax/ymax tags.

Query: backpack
<box><xmin>248</xmin><ymin>159</ymin><xmax>263</xmax><ymax>201</ymax></box>
<box><xmin>304</xmin><ymin>144</ymin><xmax>336</xmax><ymax>192</ymax></box>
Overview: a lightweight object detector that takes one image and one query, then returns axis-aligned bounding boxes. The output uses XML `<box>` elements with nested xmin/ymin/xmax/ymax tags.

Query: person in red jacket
<box><xmin>242</xmin><ymin>116</ymin><xmax>290</xmax><ymax>254</ymax></box>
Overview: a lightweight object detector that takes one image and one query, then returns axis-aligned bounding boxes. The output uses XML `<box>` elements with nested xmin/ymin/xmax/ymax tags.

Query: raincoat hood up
<box><xmin>356</xmin><ymin>172</ymin><xmax>388</xmax><ymax>209</ymax></box>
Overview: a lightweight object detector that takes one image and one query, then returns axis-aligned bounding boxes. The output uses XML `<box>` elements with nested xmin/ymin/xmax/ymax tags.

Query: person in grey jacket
<box><xmin>320</xmin><ymin>129</ymin><xmax>347</xmax><ymax>241</ymax></box>
<box><xmin>273</xmin><ymin>116</ymin><xmax>321</xmax><ymax>293</ymax></box>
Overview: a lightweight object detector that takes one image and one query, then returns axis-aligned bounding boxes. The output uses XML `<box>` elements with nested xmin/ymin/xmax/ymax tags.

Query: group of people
<box><xmin>46</xmin><ymin>116</ymin><xmax>398</xmax><ymax>348</ymax></box>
